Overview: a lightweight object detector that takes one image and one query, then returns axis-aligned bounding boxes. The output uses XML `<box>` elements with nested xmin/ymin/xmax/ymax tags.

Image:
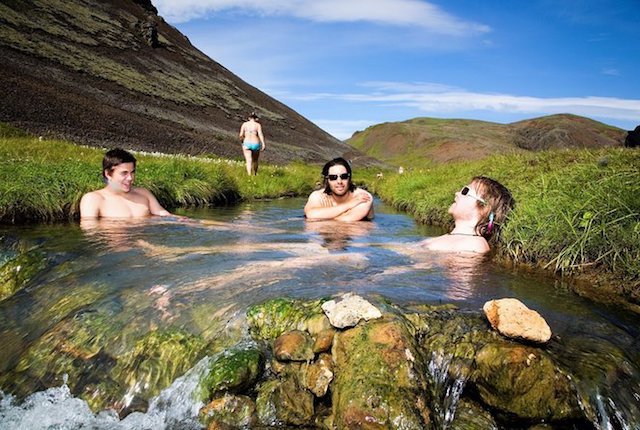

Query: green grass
<box><xmin>1</xmin><ymin>125</ymin><xmax>639</xmax><ymax>305</ymax></box>
<box><xmin>369</xmin><ymin>149</ymin><xmax>640</xmax><ymax>304</ymax></box>
<box><xmin>0</xmin><ymin>133</ymin><xmax>319</xmax><ymax>223</ymax></box>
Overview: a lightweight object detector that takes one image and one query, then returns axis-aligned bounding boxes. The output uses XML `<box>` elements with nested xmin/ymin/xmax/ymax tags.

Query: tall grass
<box><xmin>0</xmin><ymin>133</ymin><xmax>320</xmax><ymax>223</ymax></box>
<box><xmin>371</xmin><ymin>149</ymin><xmax>640</xmax><ymax>302</ymax></box>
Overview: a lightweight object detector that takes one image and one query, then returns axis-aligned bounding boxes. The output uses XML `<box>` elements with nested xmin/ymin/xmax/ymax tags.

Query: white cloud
<box><xmin>312</xmin><ymin>119</ymin><xmax>376</xmax><ymax>140</ymax></box>
<box><xmin>287</xmin><ymin>81</ymin><xmax>640</xmax><ymax>124</ymax></box>
<box><xmin>155</xmin><ymin>0</ymin><xmax>489</xmax><ymax>35</ymax></box>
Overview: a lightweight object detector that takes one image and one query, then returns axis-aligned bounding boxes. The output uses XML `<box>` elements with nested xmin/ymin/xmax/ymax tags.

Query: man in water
<box><xmin>304</xmin><ymin>157</ymin><xmax>374</xmax><ymax>222</ymax></box>
<box><xmin>80</xmin><ymin>148</ymin><xmax>175</xmax><ymax>219</ymax></box>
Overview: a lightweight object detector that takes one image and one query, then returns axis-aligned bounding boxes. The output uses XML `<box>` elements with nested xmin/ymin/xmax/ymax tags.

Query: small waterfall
<box><xmin>427</xmin><ymin>351</ymin><xmax>470</xmax><ymax>429</ymax></box>
<box><xmin>0</xmin><ymin>357</ymin><xmax>211</xmax><ymax>430</ymax></box>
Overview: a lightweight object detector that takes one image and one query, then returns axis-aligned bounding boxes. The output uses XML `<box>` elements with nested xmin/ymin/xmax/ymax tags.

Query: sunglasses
<box><xmin>460</xmin><ymin>186</ymin><xmax>486</xmax><ymax>204</ymax></box>
<box><xmin>326</xmin><ymin>173</ymin><xmax>350</xmax><ymax>181</ymax></box>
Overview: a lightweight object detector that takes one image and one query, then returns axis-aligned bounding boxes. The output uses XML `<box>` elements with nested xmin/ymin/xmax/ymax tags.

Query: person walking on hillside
<box><xmin>239</xmin><ymin>112</ymin><xmax>266</xmax><ymax>175</ymax></box>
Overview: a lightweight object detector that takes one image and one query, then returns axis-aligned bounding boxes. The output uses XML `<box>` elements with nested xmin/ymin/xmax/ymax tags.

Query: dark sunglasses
<box><xmin>460</xmin><ymin>186</ymin><xmax>486</xmax><ymax>204</ymax></box>
<box><xmin>326</xmin><ymin>173</ymin><xmax>350</xmax><ymax>181</ymax></box>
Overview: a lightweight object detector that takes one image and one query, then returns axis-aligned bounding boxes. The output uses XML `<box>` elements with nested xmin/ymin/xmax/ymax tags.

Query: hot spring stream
<box><xmin>0</xmin><ymin>198</ymin><xmax>638</xmax><ymax>429</ymax></box>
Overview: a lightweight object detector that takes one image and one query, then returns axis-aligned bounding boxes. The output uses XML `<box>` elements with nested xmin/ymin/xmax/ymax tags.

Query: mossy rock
<box><xmin>199</xmin><ymin>394</ymin><xmax>257</xmax><ymax>428</ymax></box>
<box><xmin>0</xmin><ymin>246</ymin><xmax>47</xmax><ymax>302</ymax></box>
<box><xmin>201</xmin><ymin>341</ymin><xmax>265</xmax><ymax>401</ymax></box>
<box><xmin>246</xmin><ymin>297</ymin><xmax>329</xmax><ymax>341</ymax></box>
<box><xmin>449</xmin><ymin>398</ymin><xmax>498</xmax><ymax>430</ymax></box>
<box><xmin>256</xmin><ymin>374</ymin><xmax>315</xmax><ymax>427</ymax></box>
<box><xmin>471</xmin><ymin>343</ymin><xmax>582</xmax><ymax>421</ymax></box>
<box><xmin>111</xmin><ymin>328</ymin><xmax>208</xmax><ymax>407</ymax></box>
<box><xmin>0</xmin><ymin>309</ymin><xmax>122</xmax><ymax>408</ymax></box>
<box><xmin>331</xmin><ymin>316</ymin><xmax>433</xmax><ymax>429</ymax></box>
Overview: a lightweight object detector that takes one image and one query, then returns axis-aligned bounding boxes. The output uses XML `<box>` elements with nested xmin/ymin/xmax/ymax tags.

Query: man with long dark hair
<box><xmin>304</xmin><ymin>157</ymin><xmax>374</xmax><ymax>221</ymax></box>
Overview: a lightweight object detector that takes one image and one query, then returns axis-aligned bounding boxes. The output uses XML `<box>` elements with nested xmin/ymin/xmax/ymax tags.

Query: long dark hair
<box><xmin>472</xmin><ymin>176</ymin><xmax>515</xmax><ymax>241</ymax></box>
<box><xmin>102</xmin><ymin>148</ymin><xmax>136</xmax><ymax>180</ymax></box>
<box><xmin>321</xmin><ymin>157</ymin><xmax>356</xmax><ymax>195</ymax></box>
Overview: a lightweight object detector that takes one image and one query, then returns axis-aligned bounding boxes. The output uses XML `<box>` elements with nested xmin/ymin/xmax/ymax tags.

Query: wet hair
<box><xmin>321</xmin><ymin>157</ymin><xmax>356</xmax><ymax>195</ymax></box>
<box><xmin>102</xmin><ymin>148</ymin><xmax>136</xmax><ymax>180</ymax></box>
<box><xmin>471</xmin><ymin>176</ymin><xmax>515</xmax><ymax>240</ymax></box>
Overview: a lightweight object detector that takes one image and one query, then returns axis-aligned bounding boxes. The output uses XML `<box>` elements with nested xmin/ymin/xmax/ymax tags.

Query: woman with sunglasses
<box><xmin>304</xmin><ymin>157</ymin><xmax>374</xmax><ymax>222</ymax></box>
<box><xmin>422</xmin><ymin>176</ymin><xmax>515</xmax><ymax>253</ymax></box>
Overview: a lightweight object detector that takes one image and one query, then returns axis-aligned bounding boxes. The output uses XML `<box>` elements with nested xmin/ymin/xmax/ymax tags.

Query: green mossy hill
<box><xmin>348</xmin><ymin>114</ymin><xmax>625</xmax><ymax>168</ymax></box>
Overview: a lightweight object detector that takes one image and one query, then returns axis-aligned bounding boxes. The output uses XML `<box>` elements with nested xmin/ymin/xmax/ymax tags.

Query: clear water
<box><xmin>0</xmin><ymin>198</ymin><xmax>639</xmax><ymax>429</ymax></box>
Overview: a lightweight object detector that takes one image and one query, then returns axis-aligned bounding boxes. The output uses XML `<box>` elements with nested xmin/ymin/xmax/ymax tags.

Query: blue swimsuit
<box><xmin>243</xmin><ymin>142</ymin><xmax>261</xmax><ymax>151</ymax></box>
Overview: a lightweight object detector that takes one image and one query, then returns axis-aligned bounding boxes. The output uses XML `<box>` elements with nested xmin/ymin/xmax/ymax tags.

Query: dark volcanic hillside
<box><xmin>0</xmin><ymin>0</ymin><xmax>376</xmax><ymax>165</ymax></box>
<box><xmin>347</xmin><ymin>114</ymin><xmax>625</xmax><ymax>167</ymax></box>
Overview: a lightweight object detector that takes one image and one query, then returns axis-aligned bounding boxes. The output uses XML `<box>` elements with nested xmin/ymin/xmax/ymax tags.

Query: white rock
<box><xmin>321</xmin><ymin>293</ymin><xmax>382</xmax><ymax>329</ymax></box>
<box><xmin>483</xmin><ymin>298</ymin><xmax>552</xmax><ymax>343</ymax></box>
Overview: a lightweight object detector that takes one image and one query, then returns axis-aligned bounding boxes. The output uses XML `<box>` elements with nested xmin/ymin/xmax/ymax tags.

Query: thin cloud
<box><xmin>155</xmin><ymin>0</ymin><xmax>490</xmax><ymax>35</ymax></box>
<box><xmin>288</xmin><ymin>81</ymin><xmax>640</xmax><ymax>123</ymax></box>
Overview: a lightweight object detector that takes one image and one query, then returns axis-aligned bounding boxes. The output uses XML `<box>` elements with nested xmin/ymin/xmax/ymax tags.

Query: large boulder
<box><xmin>331</xmin><ymin>316</ymin><xmax>433</xmax><ymax>429</ymax></box>
<box><xmin>471</xmin><ymin>343</ymin><xmax>582</xmax><ymax>421</ymax></box>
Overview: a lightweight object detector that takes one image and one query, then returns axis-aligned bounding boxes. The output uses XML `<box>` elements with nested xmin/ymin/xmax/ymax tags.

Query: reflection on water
<box><xmin>1</xmin><ymin>198</ymin><xmax>639</xmax><ymax>428</ymax></box>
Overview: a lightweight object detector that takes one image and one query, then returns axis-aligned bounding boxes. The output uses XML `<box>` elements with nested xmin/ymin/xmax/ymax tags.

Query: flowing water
<box><xmin>0</xmin><ymin>198</ymin><xmax>639</xmax><ymax>429</ymax></box>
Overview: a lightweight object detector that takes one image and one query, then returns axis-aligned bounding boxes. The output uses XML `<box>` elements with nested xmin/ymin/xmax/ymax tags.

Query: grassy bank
<box><xmin>2</xmin><ymin>124</ymin><xmax>639</xmax><ymax>308</ymax></box>
<box><xmin>0</xmin><ymin>126</ymin><xmax>321</xmax><ymax>223</ymax></box>
<box><xmin>368</xmin><ymin>148</ymin><xmax>640</xmax><ymax>307</ymax></box>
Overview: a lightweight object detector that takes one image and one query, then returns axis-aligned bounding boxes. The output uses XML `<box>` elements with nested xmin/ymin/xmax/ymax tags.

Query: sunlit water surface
<box><xmin>1</xmin><ymin>198</ymin><xmax>639</xmax><ymax>429</ymax></box>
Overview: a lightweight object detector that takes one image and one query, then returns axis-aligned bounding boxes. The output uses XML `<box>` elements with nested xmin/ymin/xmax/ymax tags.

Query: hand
<box><xmin>351</xmin><ymin>191</ymin><xmax>372</xmax><ymax>207</ymax></box>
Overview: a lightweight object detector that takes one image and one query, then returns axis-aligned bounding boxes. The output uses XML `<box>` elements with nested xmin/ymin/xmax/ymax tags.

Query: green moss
<box><xmin>246</xmin><ymin>297</ymin><xmax>327</xmax><ymax>341</ymax></box>
<box><xmin>201</xmin><ymin>342</ymin><xmax>265</xmax><ymax>401</ymax></box>
<box><xmin>0</xmin><ymin>246</ymin><xmax>47</xmax><ymax>301</ymax></box>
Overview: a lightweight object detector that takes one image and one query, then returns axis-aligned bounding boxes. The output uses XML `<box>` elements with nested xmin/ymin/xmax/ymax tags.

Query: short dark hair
<box><xmin>103</xmin><ymin>148</ymin><xmax>136</xmax><ymax>179</ymax></box>
<box><xmin>321</xmin><ymin>157</ymin><xmax>356</xmax><ymax>194</ymax></box>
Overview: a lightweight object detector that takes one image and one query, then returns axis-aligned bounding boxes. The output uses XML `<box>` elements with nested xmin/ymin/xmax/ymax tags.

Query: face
<box><xmin>448</xmin><ymin>182</ymin><xmax>484</xmax><ymax>220</ymax></box>
<box><xmin>326</xmin><ymin>165</ymin><xmax>351</xmax><ymax>197</ymax></box>
<box><xmin>105</xmin><ymin>162</ymin><xmax>135</xmax><ymax>193</ymax></box>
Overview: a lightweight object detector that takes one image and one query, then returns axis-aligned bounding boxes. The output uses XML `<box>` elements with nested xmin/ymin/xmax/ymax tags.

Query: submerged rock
<box><xmin>449</xmin><ymin>398</ymin><xmax>498</xmax><ymax>430</ymax></box>
<box><xmin>483</xmin><ymin>298</ymin><xmax>552</xmax><ymax>343</ymax></box>
<box><xmin>331</xmin><ymin>316</ymin><xmax>432</xmax><ymax>429</ymax></box>
<box><xmin>199</xmin><ymin>394</ymin><xmax>257</xmax><ymax>428</ymax></box>
<box><xmin>0</xmin><ymin>245</ymin><xmax>47</xmax><ymax>302</ymax></box>
<box><xmin>472</xmin><ymin>343</ymin><xmax>581</xmax><ymax>421</ymax></box>
<box><xmin>321</xmin><ymin>292</ymin><xmax>382</xmax><ymax>328</ymax></box>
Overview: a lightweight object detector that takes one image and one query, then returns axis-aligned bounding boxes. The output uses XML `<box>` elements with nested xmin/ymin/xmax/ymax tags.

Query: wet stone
<box><xmin>331</xmin><ymin>316</ymin><xmax>432</xmax><ymax>429</ymax></box>
<box><xmin>273</xmin><ymin>330</ymin><xmax>315</xmax><ymax>362</ymax></box>
<box><xmin>304</xmin><ymin>352</ymin><xmax>333</xmax><ymax>397</ymax></box>
<box><xmin>321</xmin><ymin>292</ymin><xmax>382</xmax><ymax>329</ymax></box>
<box><xmin>256</xmin><ymin>374</ymin><xmax>315</xmax><ymax>427</ymax></box>
<box><xmin>483</xmin><ymin>298</ymin><xmax>552</xmax><ymax>343</ymax></box>
<box><xmin>313</xmin><ymin>328</ymin><xmax>335</xmax><ymax>353</ymax></box>
<box><xmin>472</xmin><ymin>342</ymin><xmax>581</xmax><ymax>421</ymax></box>
<box><xmin>199</xmin><ymin>394</ymin><xmax>257</xmax><ymax>428</ymax></box>
<box><xmin>202</xmin><ymin>342</ymin><xmax>265</xmax><ymax>400</ymax></box>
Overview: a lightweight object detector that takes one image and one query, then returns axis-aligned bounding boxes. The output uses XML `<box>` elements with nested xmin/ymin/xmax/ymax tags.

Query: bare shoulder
<box><xmin>354</xmin><ymin>187</ymin><xmax>372</xmax><ymax>197</ymax></box>
<box><xmin>422</xmin><ymin>235</ymin><xmax>489</xmax><ymax>254</ymax></box>
<box><xmin>306</xmin><ymin>189</ymin><xmax>331</xmax><ymax>207</ymax></box>
<box><xmin>80</xmin><ymin>189</ymin><xmax>104</xmax><ymax>204</ymax></box>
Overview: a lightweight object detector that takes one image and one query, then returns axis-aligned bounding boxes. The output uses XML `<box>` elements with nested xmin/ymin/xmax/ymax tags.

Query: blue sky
<box><xmin>154</xmin><ymin>0</ymin><xmax>640</xmax><ymax>140</ymax></box>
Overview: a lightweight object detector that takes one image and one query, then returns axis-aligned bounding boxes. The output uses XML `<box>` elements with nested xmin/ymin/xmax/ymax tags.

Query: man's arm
<box><xmin>140</xmin><ymin>188</ymin><xmax>172</xmax><ymax>216</ymax></box>
<box><xmin>304</xmin><ymin>190</ymin><xmax>372</xmax><ymax>221</ymax></box>
<box><xmin>79</xmin><ymin>192</ymin><xmax>101</xmax><ymax>219</ymax></box>
<box><xmin>334</xmin><ymin>189</ymin><xmax>374</xmax><ymax>222</ymax></box>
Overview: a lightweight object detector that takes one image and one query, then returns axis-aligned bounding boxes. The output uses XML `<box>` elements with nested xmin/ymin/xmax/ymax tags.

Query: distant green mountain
<box><xmin>346</xmin><ymin>114</ymin><xmax>625</xmax><ymax>167</ymax></box>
